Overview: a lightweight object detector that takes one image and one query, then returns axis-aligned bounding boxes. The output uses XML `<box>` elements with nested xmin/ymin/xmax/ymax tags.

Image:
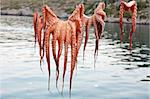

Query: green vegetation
<box><xmin>83</xmin><ymin>0</ymin><xmax>149</xmax><ymax>19</ymax></box>
<box><xmin>1</xmin><ymin>0</ymin><xmax>149</xmax><ymax>19</ymax></box>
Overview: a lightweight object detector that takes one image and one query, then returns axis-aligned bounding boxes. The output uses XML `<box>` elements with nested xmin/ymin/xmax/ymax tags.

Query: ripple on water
<box><xmin>0</xmin><ymin>16</ymin><xmax>150</xmax><ymax>99</ymax></box>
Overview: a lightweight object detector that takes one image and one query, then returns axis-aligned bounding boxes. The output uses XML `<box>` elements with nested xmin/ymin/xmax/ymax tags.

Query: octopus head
<box><xmin>98</xmin><ymin>2</ymin><xmax>105</xmax><ymax>10</ymax></box>
<box><xmin>43</xmin><ymin>5</ymin><xmax>57</xmax><ymax>18</ymax></box>
<box><xmin>69</xmin><ymin>4</ymin><xmax>85</xmax><ymax>33</ymax></box>
<box><xmin>95</xmin><ymin>2</ymin><xmax>106</xmax><ymax>20</ymax></box>
<box><xmin>42</xmin><ymin>5</ymin><xmax>58</xmax><ymax>27</ymax></box>
<box><xmin>94</xmin><ymin>2</ymin><xmax>105</xmax><ymax>12</ymax></box>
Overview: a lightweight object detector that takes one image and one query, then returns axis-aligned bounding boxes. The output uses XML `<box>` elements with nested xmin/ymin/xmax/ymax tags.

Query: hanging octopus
<box><xmin>119</xmin><ymin>0</ymin><xmax>137</xmax><ymax>49</ymax></box>
<box><xmin>33</xmin><ymin>4</ymin><xmax>84</xmax><ymax>93</ymax></box>
<box><xmin>82</xmin><ymin>2</ymin><xmax>106</xmax><ymax>57</ymax></box>
<box><xmin>33</xmin><ymin>10</ymin><xmax>44</xmax><ymax>66</ymax></box>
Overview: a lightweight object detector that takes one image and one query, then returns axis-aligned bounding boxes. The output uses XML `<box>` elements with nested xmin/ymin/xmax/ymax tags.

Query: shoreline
<box><xmin>1</xmin><ymin>13</ymin><xmax>149</xmax><ymax>25</ymax></box>
<box><xmin>105</xmin><ymin>18</ymin><xmax>150</xmax><ymax>25</ymax></box>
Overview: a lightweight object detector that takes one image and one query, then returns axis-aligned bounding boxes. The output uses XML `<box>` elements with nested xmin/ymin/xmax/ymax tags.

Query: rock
<box><xmin>57</xmin><ymin>11</ymin><xmax>68</xmax><ymax>19</ymax></box>
<box><xmin>18</xmin><ymin>7</ymin><xmax>33</xmax><ymax>16</ymax></box>
<box><xmin>1</xmin><ymin>9</ymin><xmax>18</xmax><ymax>15</ymax></box>
<box><xmin>1</xmin><ymin>7</ymin><xmax>33</xmax><ymax>16</ymax></box>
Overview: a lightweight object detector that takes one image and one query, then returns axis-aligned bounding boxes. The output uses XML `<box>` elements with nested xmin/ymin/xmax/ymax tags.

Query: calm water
<box><xmin>0</xmin><ymin>15</ymin><xmax>150</xmax><ymax>99</ymax></box>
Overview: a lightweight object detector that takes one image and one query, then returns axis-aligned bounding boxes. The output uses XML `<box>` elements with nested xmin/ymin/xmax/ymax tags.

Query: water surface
<box><xmin>0</xmin><ymin>15</ymin><xmax>150</xmax><ymax>99</ymax></box>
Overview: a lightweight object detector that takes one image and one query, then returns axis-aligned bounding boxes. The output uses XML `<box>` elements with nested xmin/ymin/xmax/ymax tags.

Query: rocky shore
<box><xmin>105</xmin><ymin>17</ymin><xmax>150</xmax><ymax>25</ymax></box>
<box><xmin>1</xmin><ymin>0</ymin><xmax>149</xmax><ymax>25</ymax></box>
<box><xmin>1</xmin><ymin>8</ymin><xmax>33</xmax><ymax>17</ymax></box>
<box><xmin>1</xmin><ymin>9</ymin><xmax>149</xmax><ymax>25</ymax></box>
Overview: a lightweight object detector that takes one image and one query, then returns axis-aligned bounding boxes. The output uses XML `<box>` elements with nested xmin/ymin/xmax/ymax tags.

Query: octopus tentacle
<box><xmin>41</xmin><ymin>27</ymin><xmax>46</xmax><ymax>63</ymax></box>
<box><xmin>83</xmin><ymin>18</ymin><xmax>92</xmax><ymax>57</ymax></box>
<box><xmin>95</xmin><ymin>15</ymin><xmax>105</xmax><ymax>35</ymax></box>
<box><xmin>51</xmin><ymin>24</ymin><xmax>59</xmax><ymax>77</ymax></box>
<box><xmin>69</xmin><ymin>22</ymin><xmax>77</xmax><ymax>95</ymax></box>
<box><xmin>129</xmin><ymin>4</ymin><xmax>137</xmax><ymax>49</ymax></box>
<box><xmin>33</xmin><ymin>10</ymin><xmax>38</xmax><ymax>47</ymax></box>
<box><xmin>41</xmin><ymin>26</ymin><xmax>52</xmax><ymax>64</ymax></box>
<box><xmin>62</xmin><ymin>41</ymin><xmax>68</xmax><ymax>92</ymax></box>
<box><xmin>93</xmin><ymin>16</ymin><xmax>99</xmax><ymax>56</ymax></box>
<box><xmin>33</xmin><ymin>11</ymin><xmax>44</xmax><ymax>70</ymax></box>
<box><xmin>45</xmin><ymin>27</ymin><xmax>51</xmax><ymax>90</ymax></box>
<box><xmin>37</xmin><ymin>17</ymin><xmax>43</xmax><ymax>60</ymax></box>
<box><xmin>95</xmin><ymin>20</ymin><xmax>105</xmax><ymax>56</ymax></box>
<box><xmin>51</xmin><ymin>31</ymin><xmax>60</xmax><ymax>89</ymax></box>
<box><xmin>52</xmin><ymin>32</ymin><xmax>57</xmax><ymax>66</ymax></box>
<box><xmin>56</xmin><ymin>38</ymin><xmax>63</xmax><ymax>88</ymax></box>
<box><xmin>76</xmin><ymin>25</ymin><xmax>83</xmax><ymax>50</ymax></box>
<box><xmin>53</xmin><ymin>21</ymin><xmax>66</xmax><ymax>88</ymax></box>
<box><xmin>62</xmin><ymin>21</ymin><xmax>71</xmax><ymax>92</ymax></box>
<box><xmin>76</xmin><ymin>27</ymin><xmax>83</xmax><ymax>62</ymax></box>
<box><xmin>51</xmin><ymin>22</ymin><xmax>61</xmax><ymax>78</ymax></box>
<box><xmin>44</xmin><ymin>24</ymin><xmax>57</xmax><ymax>91</ymax></box>
<box><xmin>96</xmin><ymin>21</ymin><xmax>102</xmax><ymax>40</ymax></box>
<box><xmin>119</xmin><ymin>2</ymin><xmax>125</xmax><ymax>43</ymax></box>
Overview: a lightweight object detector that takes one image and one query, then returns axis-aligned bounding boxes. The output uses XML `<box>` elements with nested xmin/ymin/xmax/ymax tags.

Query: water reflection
<box><xmin>105</xmin><ymin>23</ymin><xmax>150</xmax><ymax>48</ymax></box>
<box><xmin>104</xmin><ymin>23</ymin><xmax>150</xmax><ymax>71</ymax></box>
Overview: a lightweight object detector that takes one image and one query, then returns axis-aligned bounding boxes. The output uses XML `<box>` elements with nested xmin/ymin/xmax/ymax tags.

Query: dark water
<box><xmin>0</xmin><ymin>15</ymin><xmax>150</xmax><ymax>99</ymax></box>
